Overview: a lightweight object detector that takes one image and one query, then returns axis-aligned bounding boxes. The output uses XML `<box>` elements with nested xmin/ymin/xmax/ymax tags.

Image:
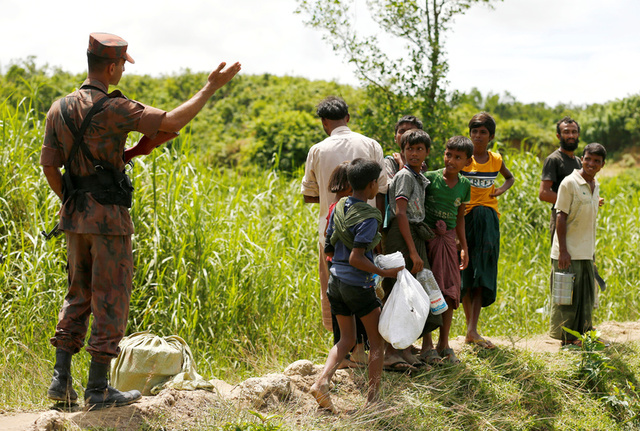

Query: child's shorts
<box><xmin>327</xmin><ymin>274</ymin><xmax>382</xmax><ymax>318</ymax></box>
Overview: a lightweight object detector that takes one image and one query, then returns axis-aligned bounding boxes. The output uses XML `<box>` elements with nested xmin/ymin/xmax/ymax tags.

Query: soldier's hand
<box><xmin>208</xmin><ymin>62</ymin><xmax>242</xmax><ymax>91</ymax></box>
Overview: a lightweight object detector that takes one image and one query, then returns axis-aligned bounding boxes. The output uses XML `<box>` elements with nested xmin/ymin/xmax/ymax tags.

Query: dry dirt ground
<box><xmin>3</xmin><ymin>320</ymin><xmax>640</xmax><ymax>431</ymax></box>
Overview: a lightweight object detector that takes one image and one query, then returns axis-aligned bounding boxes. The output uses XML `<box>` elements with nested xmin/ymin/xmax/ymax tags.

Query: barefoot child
<box><xmin>460</xmin><ymin>113</ymin><xmax>515</xmax><ymax>349</ymax></box>
<box><xmin>325</xmin><ymin>162</ymin><xmax>368</xmax><ymax>368</ymax></box>
<box><xmin>311</xmin><ymin>159</ymin><xmax>404</xmax><ymax>412</ymax></box>
<box><xmin>420</xmin><ymin>136</ymin><xmax>473</xmax><ymax>364</ymax></box>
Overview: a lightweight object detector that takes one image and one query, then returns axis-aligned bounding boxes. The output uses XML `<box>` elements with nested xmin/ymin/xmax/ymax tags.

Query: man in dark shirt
<box><xmin>539</xmin><ymin>116</ymin><xmax>605</xmax><ymax>300</ymax></box>
<box><xmin>539</xmin><ymin>116</ymin><xmax>582</xmax><ymax>240</ymax></box>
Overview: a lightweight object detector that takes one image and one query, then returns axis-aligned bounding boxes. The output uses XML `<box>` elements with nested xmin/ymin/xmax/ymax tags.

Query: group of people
<box><xmin>301</xmin><ymin>97</ymin><xmax>606</xmax><ymax>412</ymax></box>
<box><xmin>39</xmin><ymin>32</ymin><xmax>605</xmax><ymax>414</ymax></box>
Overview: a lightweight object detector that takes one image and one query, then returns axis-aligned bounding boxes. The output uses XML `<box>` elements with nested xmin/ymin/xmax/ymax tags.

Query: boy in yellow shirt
<box><xmin>460</xmin><ymin>113</ymin><xmax>514</xmax><ymax>349</ymax></box>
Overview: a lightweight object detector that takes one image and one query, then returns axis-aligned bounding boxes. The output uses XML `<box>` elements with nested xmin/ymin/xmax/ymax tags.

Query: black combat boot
<box><xmin>47</xmin><ymin>348</ymin><xmax>78</xmax><ymax>403</ymax></box>
<box><xmin>84</xmin><ymin>359</ymin><xmax>141</xmax><ymax>410</ymax></box>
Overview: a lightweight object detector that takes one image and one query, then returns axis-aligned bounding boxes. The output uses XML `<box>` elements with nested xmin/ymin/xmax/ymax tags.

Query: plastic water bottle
<box><xmin>416</xmin><ymin>269</ymin><xmax>448</xmax><ymax>315</ymax></box>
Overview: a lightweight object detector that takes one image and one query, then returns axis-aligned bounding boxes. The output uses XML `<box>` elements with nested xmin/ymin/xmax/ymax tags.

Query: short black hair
<box><xmin>446</xmin><ymin>136</ymin><xmax>474</xmax><ymax>159</ymax></box>
<box><xmin>556</xmin><ymin>116</ymin><xmax>581</xmax><ymax>134</ymax></box>
<box><xmin>400</xmin><ymin>129</ymin><xmax>431</xmax><ymax>151</ymax></box>
<box><xmin>583</xmin><ymin>142</ymin><xmax>607</xmax><ymax>162</ymax></box>
<box><xmin>316</xmin><ymin>96</ymin><xmax>349</xmax><ymax>120</ymax></box>
<box><xmin>87</xmin><ymin>51</ymin><xmax>118</xmax><ymax>74</ymax></box>
<box><xmin>468</xmin><ymin>112</ymin><xmax>496</xmax><ymax>136</ymax></box>
<box><xmin>347</xmin><ymin>158</ymin><xmax>381</xmax><ymax>191</ymax></box>
<box><xmin>394</xmin><ymin>115</ymin><xmax>423</xmax><ymax>133</ymax></box>
<box><xmin>328</xmin><ymin>161</ymin><xmax>351</xmax><ymax>193</ymax></box>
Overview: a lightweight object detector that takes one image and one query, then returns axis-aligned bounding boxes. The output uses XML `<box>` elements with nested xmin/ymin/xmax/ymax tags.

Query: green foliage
<box><xmin>602</xmin><ymin>381</ymin><xmax>640</xmax><ymax>427</ymax></box>
<box><xmin>296</xmin><ymin>0</ymin><xmax>503</xmax><ymax>152</ymax></box>
<box><xmin>0</xmin><ymin>57</ymin><xmax>81</xmax><ymax>117</ymax></box>
<box><xmin>0</xmin><ymin>98</ymin><xmax>325</xmax><ymax>394</ymax></box>
<box><xmin>0</xmin><ymin>62</ymin><xmax>364</xmax><ymax>172</ymax></box>
<box><xmin>4</xmin><ymin>58</ymin><xmax>640</xmax><ymax>172</ymax></box>
<box><xmin>580</xmin><ymin>95</ymin><xmax>640</xmax><ymax>155</ymax></box>
<box><xmin>563</xmin><ymin>328</ymin><xmax>613</xmax><ymax>392</ymax></box>
<box><xmin>117</xmin><ymin>73</ymin><xmax>366</xmax><ymax>171</ymax></box>
<box><xmin>561</xmin><ymin>328</ymin><xmax>640</xmax><ymax>426</ymax></box>
<box><xmin>252</xmin><ymin>108</ymin><xmax>321</xmax><ymax>171</ymax></box>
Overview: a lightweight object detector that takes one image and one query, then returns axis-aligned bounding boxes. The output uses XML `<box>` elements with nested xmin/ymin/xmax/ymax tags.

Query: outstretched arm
<box><xmin>159</xmin><ymin>61</ymin><xmax>241</xmax><ymax>133</ymax></box>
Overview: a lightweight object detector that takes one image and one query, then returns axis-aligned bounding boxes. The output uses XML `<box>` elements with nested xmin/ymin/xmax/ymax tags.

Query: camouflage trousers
<box><xmin>50</xmin><ymin>232</ymin><xmax>133</xmax><ymax>364</ymax></box>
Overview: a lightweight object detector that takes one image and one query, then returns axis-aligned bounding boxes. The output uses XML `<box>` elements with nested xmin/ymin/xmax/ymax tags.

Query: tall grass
<box><xmin>2</xmin><ymin>96</ymin><xmax>640</xmax><ymax>418</ymax></box>
<box><xmin>126</xmin><ymin>139</ymin><xmax>323</xmax><ymax>378</ymax></box>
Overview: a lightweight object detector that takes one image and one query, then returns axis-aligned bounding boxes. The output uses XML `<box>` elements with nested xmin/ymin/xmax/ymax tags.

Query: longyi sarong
<box><xmin>427</xmin><ymin>220</ymin><xmax>461</xmax><ymax>309</ymax></box>
<box><xmin>549</xmin><ymin>259</ymin><xmax>595</xmax><ymax>341</ymax></box>
<box><xmin>461</xmin><ymin>206</ymin><xmax>499</xmax><ymax>307</ymax></box>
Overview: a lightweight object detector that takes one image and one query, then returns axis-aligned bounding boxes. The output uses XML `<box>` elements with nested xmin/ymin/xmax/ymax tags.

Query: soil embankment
<box><xmin>2</xmin><ymin>320</ymin><xmax>639</xmax><ymax>431</ymax></box>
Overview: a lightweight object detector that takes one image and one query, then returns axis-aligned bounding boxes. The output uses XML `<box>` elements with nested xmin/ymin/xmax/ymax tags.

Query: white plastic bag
<box><xmin>378</xmin><ymin>268</ymin><xmax>431</xmax><ymax>349</ymax></box>
<box><xmin>374</xmin><ymin>251</ymin><xmax>405</xmax><ymax>270</ymax></box>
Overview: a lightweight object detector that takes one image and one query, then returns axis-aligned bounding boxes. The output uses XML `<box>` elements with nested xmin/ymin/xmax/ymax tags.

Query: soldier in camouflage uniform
<box><xmin>41</xmin><ymin>33</ymin><xmax>240</xmax><ymax>409</ymax></box>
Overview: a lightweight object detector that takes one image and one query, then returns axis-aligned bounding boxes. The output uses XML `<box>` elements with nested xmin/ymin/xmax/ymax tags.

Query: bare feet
<box><xmin>350</xmin><ymin>344</ymin><xmax>368</xmax><ymax>365</ymax></box>
<box><xmin>338</xmin><ymin>357</ymin><xmax>365</xmax><ymax>369</ymax></box>
<box><xmin>310</xmin><ymin>382</ymin><xmax>336</xmax><ymax>413</ymax></box>
<box><xmin>400</xmin><ymin>348</ymin><xmax>422</xmax><ymax>367</ymax></box>
<box><xmin>465</xmin><ymin>336</ymin><xmax>496</xmax><ymax>349</ymax></box>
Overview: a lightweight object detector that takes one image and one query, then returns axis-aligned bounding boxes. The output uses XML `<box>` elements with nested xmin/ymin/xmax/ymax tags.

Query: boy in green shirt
<box><xmin>420</xmin><ymin>136</ymin><xmax>473</xmax><ymax>365</ymax></box>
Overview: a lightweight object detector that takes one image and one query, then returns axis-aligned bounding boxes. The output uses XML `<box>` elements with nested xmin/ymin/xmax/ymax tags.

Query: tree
<box><xmin>580</xmin><ymin>95</ymin><xmax>640</xmax><ymax>155</ymax></box>
<box><xmin>296</xmin><ymin>0</ymin><xmax>501</xmax><ymax>148</ymax></box>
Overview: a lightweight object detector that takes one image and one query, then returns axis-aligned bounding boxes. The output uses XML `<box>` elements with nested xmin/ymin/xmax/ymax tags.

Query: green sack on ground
<box><xmin>110</xmin><ymin>331</ymin><xmax>214</xmax><ymax>395</ymax></box>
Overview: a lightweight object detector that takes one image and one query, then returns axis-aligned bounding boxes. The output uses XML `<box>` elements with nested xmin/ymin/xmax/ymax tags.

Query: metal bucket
<box><xmin>553</xmin><ymin>271</ymin><xmax>574</xmax><ymax>305</ymax></box>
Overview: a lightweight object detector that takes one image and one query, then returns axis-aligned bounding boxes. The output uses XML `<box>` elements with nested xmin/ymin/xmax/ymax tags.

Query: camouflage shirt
<box><xmin>40</xmin><ymin>78</ymin><xmax>166</xmax><ymax>235</ymax></box>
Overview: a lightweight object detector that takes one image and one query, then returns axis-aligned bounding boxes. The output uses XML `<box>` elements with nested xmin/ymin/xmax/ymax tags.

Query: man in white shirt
<box><xmin>301</xmin><ymin>96</ymin><xmax>387</xmax><ymax>332</ymax></box>
<box><xmin>550</xmin><ymin>143</ymin><xmax>606</xmax><ymax>347</ymax></box>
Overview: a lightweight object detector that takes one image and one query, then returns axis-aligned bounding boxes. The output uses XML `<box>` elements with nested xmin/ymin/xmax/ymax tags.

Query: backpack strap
<box><xmin>59</xmin><ymin>95</ymin><xmax>109</xmax><ymax>169</ymax></box>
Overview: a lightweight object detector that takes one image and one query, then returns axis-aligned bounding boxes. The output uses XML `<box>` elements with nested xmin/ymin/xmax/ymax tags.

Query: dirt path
<box><xmin>448</xmin><ymin>320</ymin><xmax>640</xmax><ymax>353</ymax></box>
<box><xmin>3</xmin><ymin>321</ymin><xmax>639</xmax><ymax>431</ymax></box>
